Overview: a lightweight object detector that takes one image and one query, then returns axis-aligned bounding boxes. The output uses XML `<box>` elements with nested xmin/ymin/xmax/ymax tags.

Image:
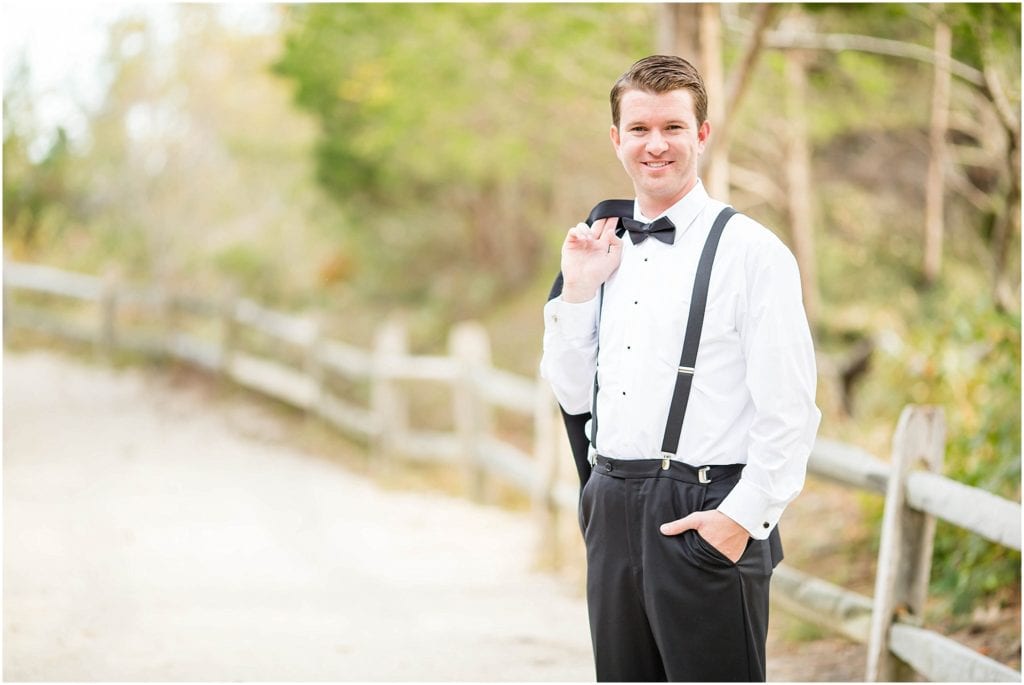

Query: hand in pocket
<box><xmin>660</xmin><ymin>509</ymin><xmax>749</xmax><ymax>563</ymax></box>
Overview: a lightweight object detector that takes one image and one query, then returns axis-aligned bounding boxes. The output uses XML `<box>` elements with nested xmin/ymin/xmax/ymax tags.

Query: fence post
<box><xmin>450</xmin><ymin>321</ymin><xmax>492</xmax><ymax>503</ymax></box>
<box><xmin>219</xmin><ymin>287</ymin><xmax>239</xmax><ymax>381</ymax></box>
<box><xmin>305</xmin><ymin>315</ymin><xmax>326</xmax><ymax>418</ymax></box>
<box><xmin>371</xmin><ymin>317</ymin><xmax>409</xmax><ymax>471</ymax></box>
<box><xmin>2</xmin><ymin>254</ymin><xmax>10</xmax><ymax>333</ymax></box>
<box><xmin>153</xmin><ymin>282</ymin><xmax>172</xmax><ymax>361</ymax></box>
<box><xmin>866</xmin><ymin>404</ymin><xmax>946</xmax><ymax>681</ymax></box>
<box><xmin>532</xmin><ymin>379</ymin><xmax>561</xmax><ymax>567</ymax></box>
<box><xmin>97</xmin><ymin>270</ymin><xmax>119</xmax><ymax>358</ymax></box>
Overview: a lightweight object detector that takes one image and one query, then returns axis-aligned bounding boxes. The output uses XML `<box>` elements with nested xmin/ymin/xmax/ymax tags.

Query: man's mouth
<box><xmin>643</xmin><ymin>161</ymin><xmax>673</xmax><ymax>168</ymax></box>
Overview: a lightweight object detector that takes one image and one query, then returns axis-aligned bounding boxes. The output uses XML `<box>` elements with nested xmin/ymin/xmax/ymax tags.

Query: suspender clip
<box><xmin>698</xmin><ymin>466</ymin><xmax>711</xmax><ymax>484</ymax></box>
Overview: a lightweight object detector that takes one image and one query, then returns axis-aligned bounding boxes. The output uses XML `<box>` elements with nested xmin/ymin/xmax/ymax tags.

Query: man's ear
<box><xmin>697</xmin><ymin>120</ymin><xmax>711</xmax><ymax>151</ymax></box>
<box><xmin>610</xmin><ymin>124</ymin><xmax>621</xmax><ymax>154</ymax></box>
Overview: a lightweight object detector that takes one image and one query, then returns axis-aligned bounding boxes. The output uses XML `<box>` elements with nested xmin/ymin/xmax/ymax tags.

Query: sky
<box><xmin>2</xmin><ymin>2</ymin><xmax>277</xmax><ymax>159</ymax></box>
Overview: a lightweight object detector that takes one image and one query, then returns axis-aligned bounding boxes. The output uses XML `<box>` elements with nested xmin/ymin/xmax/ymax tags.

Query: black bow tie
<box><xmin>621</xmin><ymin>216</ymin><xmax>676</xmax><ymax>245</ymax></box>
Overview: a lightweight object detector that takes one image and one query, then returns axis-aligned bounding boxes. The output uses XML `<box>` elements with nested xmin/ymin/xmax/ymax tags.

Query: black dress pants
<box><xmin>579</xmin><ymin>456</ymin><xmax>782</xmax><ymax>682</ymax></box>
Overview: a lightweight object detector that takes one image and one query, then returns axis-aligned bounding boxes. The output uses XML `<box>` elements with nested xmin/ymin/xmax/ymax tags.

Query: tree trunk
<box><xmin>657</xmin><ymin>4</ymin><xmax>700</xmax><ymax>62</ymax></box>
<box><xmin>699</xmin><ymin>4</ymin><xmax>729</xmax><ymax>200</ymax></box>
<box><xmin>702</xmin><ymin>4</ymin><xmax>777</xmax><ymax>193</ymax></box>
<box><xmin>992</xmin><ymin>140</ymin><xmax>1020</xmax><ymax>312</ymax></box>
<box><xmin>923</xmin><ymin>16</ymin><xmax>952</xmax><ymax>287</ymax></box>
<box><xmin>976</xmin><ymin>10</ymin><xmax>1022</xmax><ymax>312</ymax></box>
<box><xmin>784</xmin><ymin>47</ymin><xmax>819</xmax><ymax>329</ymax></box>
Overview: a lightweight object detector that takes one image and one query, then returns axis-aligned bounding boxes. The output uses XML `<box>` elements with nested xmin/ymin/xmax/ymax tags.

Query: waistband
<box><xmin>592</xmin><ymin>454</ymin><xmax>744</xmax><ymax>484</ymax></box>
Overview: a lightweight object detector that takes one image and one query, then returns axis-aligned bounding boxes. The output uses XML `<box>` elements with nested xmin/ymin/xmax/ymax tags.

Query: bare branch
<box><xmin>762</xmin><ymin>30</ymin><xmax>985</xmax><ymax>87</ymax></box>
<box><xmin>725</xmin><ymin>4</ymin><xmax>778</xmax><ymax>112</ymax></box>
<box><xmin>729</xmin><ymin>164</ymin><xmax>786</xmax><ymax>209</ymax></box>
<box><xmin>981</xmin><ymin>62</ymin><xmax>1021</xmax><ymax>147</ymax></box>
<box><xmin>705</xmin><ymin>4</ymin><xmax>777</xmax><ymax>168</ymax></box>
<box><xmin>946</xmin><ymin>166</ymin><xmax>999</xmax><ymax>213</ymax></box>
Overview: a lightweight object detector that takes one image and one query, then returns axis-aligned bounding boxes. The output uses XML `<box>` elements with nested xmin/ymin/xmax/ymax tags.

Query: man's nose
<box><xmin>646</xmin><ymin>131</ymin><xmax>668</xmax><ymax>154</ymax></box>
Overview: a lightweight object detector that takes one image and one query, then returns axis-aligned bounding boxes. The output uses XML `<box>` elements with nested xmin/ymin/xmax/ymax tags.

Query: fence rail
<box><xmin>4</xmin><ymin>260</ymin><xmax>1020</xmax><ymax>682</ymax></box>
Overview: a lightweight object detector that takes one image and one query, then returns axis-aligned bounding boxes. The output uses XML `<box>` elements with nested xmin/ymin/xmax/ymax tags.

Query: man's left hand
<box><xmin>660</xmin><ymin>510</ymin><xmax>750</xmax><ymax>563</ymax></box>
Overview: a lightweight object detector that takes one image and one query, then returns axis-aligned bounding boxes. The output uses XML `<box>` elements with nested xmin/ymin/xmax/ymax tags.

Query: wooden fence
<box><xmin>4</xmin><ymin>259</ymin><xmax>1021</xmax><ymax>682</ymax></box>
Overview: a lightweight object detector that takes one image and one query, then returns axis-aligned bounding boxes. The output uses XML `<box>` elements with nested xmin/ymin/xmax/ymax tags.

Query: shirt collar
<box><xmin>634</xmin><ymin>179</ymin><xmax>710</xmax><ymax>244</ymax></box>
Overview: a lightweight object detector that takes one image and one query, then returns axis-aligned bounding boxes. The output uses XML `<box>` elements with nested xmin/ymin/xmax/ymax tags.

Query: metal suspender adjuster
<box><xmin>677</xmin><ymin>366</ymin><xmax>695</xmax><ymax>375</ymax></box>
<box><xmin>698</xmin><ymin>466</ymin><xmax>711</xmax><ymax>484</ymax></box>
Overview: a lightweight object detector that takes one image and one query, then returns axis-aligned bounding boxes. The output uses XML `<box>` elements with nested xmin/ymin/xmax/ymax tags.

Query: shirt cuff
<box><xmin>717</xmin><ymin>478</ymin><xmax>785</xmax><ymax>540</ymax></box>
<box><xmin>544</xmin><ymin>295</ymin><xmax>599</xmax><ymax>343</ymax></box>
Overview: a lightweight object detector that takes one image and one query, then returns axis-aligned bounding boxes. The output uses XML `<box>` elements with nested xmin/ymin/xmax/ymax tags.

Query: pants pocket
<box><xmin>687</xmin><ymin>529</ymin><xmax>737</xmax><ymax>568</ymax></box>
<box><xmin>578</xmin><ymin>470</ymin><xmax>598</xmax><ymax>534</ymax></box>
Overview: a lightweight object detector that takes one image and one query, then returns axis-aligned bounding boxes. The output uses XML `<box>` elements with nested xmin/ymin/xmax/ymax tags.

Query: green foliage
<box><xmin>942</xmin><ymin>4</ymin><xmax>1022</xmax><ymax>73</ymax></box>
<box><xmin>3</xmin><ymin>81</ymin><xmax>78</xmax><ymax>251</ymax></box>
<box><xmin>213</xmin><ymin>243</ymin><xmax>281</xmax><ymax>302</ymax></box>
<box><xmin>847</xmin><ymin>275</ymin><xmax>1021</xmax><ymax>612</ymax></box>
<box><xmin>273</xmin><ymin>4</ymin><xmax>652</xmax><ymax>317</ymax></box>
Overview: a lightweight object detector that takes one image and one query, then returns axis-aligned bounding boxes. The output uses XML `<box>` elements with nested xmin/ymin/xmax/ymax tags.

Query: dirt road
<box><xmin>5</xmin><ymin>348</ymin><xmax>873</xmax><ymax>681</ymax></box>
<box><xmin>3</xmin><ymin>350</ymin><xmax>594</xmax><ymax>680</ymax></box>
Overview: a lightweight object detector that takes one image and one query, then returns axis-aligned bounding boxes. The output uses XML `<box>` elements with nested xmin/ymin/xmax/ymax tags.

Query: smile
<box><xmin>643</xmin><ymin>161</ymin><xmax>673</xmax><ymax>168</ymax></box>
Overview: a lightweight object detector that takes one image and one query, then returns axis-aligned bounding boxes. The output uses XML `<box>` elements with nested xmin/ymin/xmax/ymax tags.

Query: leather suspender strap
<box><xmin>660</xmin><ymin>206</ymin><xmax>737</xmax><ymax>456</ymax></box>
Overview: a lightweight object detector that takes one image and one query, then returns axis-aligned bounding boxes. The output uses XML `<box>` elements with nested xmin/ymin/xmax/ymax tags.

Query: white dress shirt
<box><xmin>540</xmin><ymin>180</ymin><xmax>821</xmax><ymax>540</ymax></box>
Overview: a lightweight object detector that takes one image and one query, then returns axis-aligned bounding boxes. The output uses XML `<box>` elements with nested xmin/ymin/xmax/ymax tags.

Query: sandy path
<box><xmin>3</xmin><ymin>350</ymin><xmax>594</xmax><ymax>681</ymax></box>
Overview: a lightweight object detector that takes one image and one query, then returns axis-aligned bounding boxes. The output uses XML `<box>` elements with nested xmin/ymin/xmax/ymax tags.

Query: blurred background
<box><xmin>3</xmin><ymin>2</ymin><xmax>1021</xmax><ymax>680</ymax></box>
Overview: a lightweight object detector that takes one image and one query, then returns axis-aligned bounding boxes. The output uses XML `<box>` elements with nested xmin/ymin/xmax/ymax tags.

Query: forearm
<box><xmin>540</xmin><ymin>296</ymin><xmax>600</xmax><ymax>414</ymax></box>
<box><xmin>720</xmin><ymin>243</ymin><xmax>822</xmax><ymax>539</ymax></box>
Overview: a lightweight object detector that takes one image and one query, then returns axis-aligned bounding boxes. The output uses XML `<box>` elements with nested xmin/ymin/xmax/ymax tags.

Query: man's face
<box><xmin>610</xmin><ymin>88</ymin><xmax>710</xmax><ymax>217</ymax></box>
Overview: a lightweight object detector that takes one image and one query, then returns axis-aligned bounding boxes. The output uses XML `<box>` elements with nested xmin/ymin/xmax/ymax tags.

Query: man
<box><xmin>540</xmin><ymin>55</ymin><xmax>821</xmax><ymax>682</ymax></box>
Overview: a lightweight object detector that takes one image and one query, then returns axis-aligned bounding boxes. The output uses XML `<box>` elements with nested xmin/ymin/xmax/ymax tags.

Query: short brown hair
<box><xmin>610</xmin><ymin>55</ymin><xmax>708</xmax><ymax>127</ymax></box>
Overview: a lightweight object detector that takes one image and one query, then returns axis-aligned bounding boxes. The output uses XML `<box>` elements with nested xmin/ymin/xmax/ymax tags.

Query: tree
<box><xmin>273</xmin><ymin>4</ymin><xmax>652</xmax><ymax>317</ymax></box>
<box><xmin>68</xmin><ymin>5</ymin><xmax>347</xmax><ymax>301</ymax></box>
<box><xmin>3</xmin><ymin>61</ymin><xmax>79</xmax><ymax>254</ymax></box>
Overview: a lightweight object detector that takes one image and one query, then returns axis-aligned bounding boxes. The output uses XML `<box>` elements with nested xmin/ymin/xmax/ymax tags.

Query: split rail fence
<box><xmin>3</xmin><ymin>260</ymin><xmax>1021</xmax><ymax>682</ymax></box>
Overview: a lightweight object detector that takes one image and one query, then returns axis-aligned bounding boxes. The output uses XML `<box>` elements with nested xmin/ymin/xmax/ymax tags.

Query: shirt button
<box><xmin>763</xmin><ymin>522</ymin><xmax>770</xmax><ymax>529</ymax></box>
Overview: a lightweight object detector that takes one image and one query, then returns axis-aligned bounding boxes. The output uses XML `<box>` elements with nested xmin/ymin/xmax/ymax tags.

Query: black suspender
<box><xmin>590</xmin><ymin>205</ymin><xmax>738</xmax><ymax>457</ymax></box>
<box><xmin>661</xmin><ymin>206</ymin><xmax>736</xmax><ymax>456</ymax></box>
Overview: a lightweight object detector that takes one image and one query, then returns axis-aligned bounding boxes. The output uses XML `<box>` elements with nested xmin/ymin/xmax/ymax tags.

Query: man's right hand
<box><xmin>560</xmin><ymin>217</ymin><xmax>623</xmax><ymax>303</ymax></box>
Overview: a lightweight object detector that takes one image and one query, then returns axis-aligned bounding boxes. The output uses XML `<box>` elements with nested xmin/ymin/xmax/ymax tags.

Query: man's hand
<box><xmin>660</xmin><ymin>510</ymin><xmax>750</xmax><ymax>563</ymax></box>
<box><xmin>560</xmin><ymin>217</ymin><xmax>623</xmax><ymax>303</ymax></box>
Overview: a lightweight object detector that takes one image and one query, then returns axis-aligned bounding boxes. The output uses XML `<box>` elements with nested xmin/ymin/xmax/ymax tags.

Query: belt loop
<box><xmin>698</xmin><ymin>466</ymin><xmax>711</xmax><ymax>484</ymax></box>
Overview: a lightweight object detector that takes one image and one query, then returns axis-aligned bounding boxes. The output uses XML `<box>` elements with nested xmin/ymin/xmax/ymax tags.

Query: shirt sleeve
<box><xmin>718</xmin><ymin>239</ymin><xmax>822</xmax><ymax>540</ymax></box>
<box><xmin>539</xmin><ymin>295</ymin><xmax>600</xmax><ymax>415</ymax></box>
